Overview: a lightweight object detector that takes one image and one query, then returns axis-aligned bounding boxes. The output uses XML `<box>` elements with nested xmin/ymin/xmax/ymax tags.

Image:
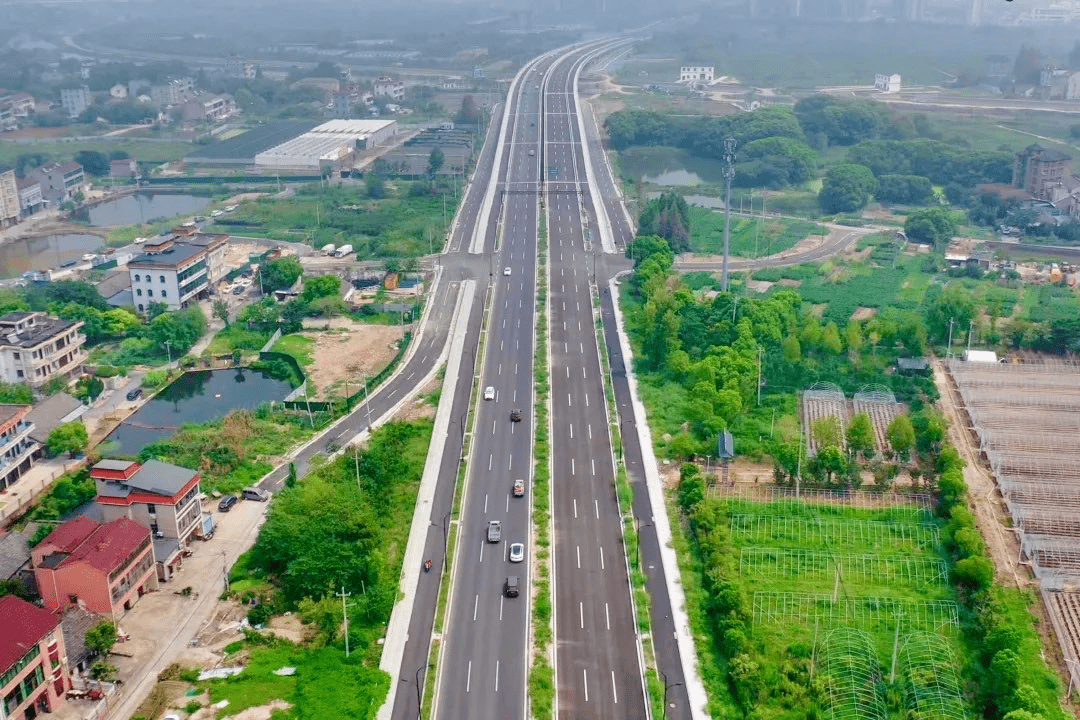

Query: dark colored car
<box><xmin>218</xmin><ymin>495</ymin><xmax>238</xmax><ymax>512</ymax></box>
<box><xmin>510</xmin><ymin>408</ymin><xmax>523</xmax><ymax>422</ymax></box>
<box><xmin>126</xmin><ymin>387</ymin><xmax>142</xmax><ymax>401</ymax></box>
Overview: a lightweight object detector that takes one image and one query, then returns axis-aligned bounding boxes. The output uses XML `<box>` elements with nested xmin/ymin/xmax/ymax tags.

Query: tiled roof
<box><xmin>0</xmin><ymin>595</ymin><xmax>60</xmax><ymax>673</ymax></box>
<box><xmin>40</xmin><ymin>516</ymin><xmax>98</xmax><ymax>554</ymax></box>
<box><xmin>62</xmin><ymin>519</ymin><xmax>149</xmax><ymax>574</ymax></box>
<box><xmin>0</xmin><ymin>530</ymin><xmax>30</xmax><ymax>579</ymax></box>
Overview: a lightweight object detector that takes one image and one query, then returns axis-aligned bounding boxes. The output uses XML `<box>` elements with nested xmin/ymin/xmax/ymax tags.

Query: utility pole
<box><xmin>164</xmin><ymin>340</ymin><xmax>172</xmax><ymax>367</ymax></box>
<box><xmin>721</xmin><ymin>137</ymin><xmax>737</xmax><ymax>292</ymax></box>
<box><xmin>338</xmin><ymin>586</ymin><xmax>351</xmax><ymax>657</ymax></box>
<box><xmin>966</xmin><ymin>319</ymin><xmax>975</xmax><ymax>354</ymax></box>
<box><xmin>947</xmin><ymin>318</ymin><xmax>955</xmax><ymax>359</ymax></box>
<box><xmin>757</xmin><ymin>345</ymin><xmax>764</xmax><ymax>405</ymax></box>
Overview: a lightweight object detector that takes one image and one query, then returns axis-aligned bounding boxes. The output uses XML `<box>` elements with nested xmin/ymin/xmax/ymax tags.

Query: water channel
<box><xmin>102</xmin><ymin>368</ymin><xmax>294</xmax><ymax>456</ymax></box>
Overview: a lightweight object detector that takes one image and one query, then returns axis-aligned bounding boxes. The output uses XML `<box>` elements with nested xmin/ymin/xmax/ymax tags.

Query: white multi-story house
<box><xmin>0</xmin><ymin>170</ymin><xmax>18</xmax><ymax>228</ymax></box>
<box><xmin>874</xmin><ymin>73</ymin><xmax>902</xmax><ymax>93</ymax></box>
<box><xmin>374</xmin><ymin>76</ymin><xmax>405</xmax><ymax>101</ymax></box>
<box><xmin>26</xmin><ymin>162</ymin><xmax>85</xmax><ymax>206</ymax></box>
<box><xmin>0</xmin><ymin>312</ymin><xmax>86</xmax><ymax>388</ymax></box>
<box><xmin>128</xmin><ymin>234</ymin><xmax>227</xmax><ymax>313</ymax></box>
<box><xmin>59</xmin><ymin>86</ymin><xmax>91</xmax><ymax>118</ymax></box>
<box><xmin>150</xmin><ymin>78</ymin><xmax>194</xmax><ymax>107</ymax></box>
<box><xmin>92</xmin><ymin>459</ymin><xmax>205</xmax><ymax>581</ymax></box>
<box><xmin>679</xmin><ymin>66</ymin><xmax>715</xmax><ymax>83</ymax></box>
<box><xmin>0</xmin><ymin>404</ymin><xmax>38</xmax><ymax>491</ymax></box>
<box><xmin>16</xmin><ymin>178</ymin><xmax>44</xmax><ymax>216</ymax></box>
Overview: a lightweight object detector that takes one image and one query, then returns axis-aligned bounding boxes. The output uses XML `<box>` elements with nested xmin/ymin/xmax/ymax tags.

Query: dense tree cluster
<box><xmin>637</xmin><ymin>193</ymin><xmax>691</xmax><ymax>252</ymax></box>
<box><xmin>818</xmin><ymin>163</ymin><xmax>878</xmax><ymax>214</ymax></box>
<box><xmin>846</xmin><ymin>139</ymin><xmax>1011</xmax><ymax>187</ymax></box>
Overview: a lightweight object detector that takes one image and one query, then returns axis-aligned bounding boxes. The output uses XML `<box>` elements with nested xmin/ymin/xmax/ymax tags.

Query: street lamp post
<box><xmin>721</xmin><ymin>137</ymin><xmax>737</xmax><ymax>292</ymax></box>
<box><xmin>164</xmin><ymin>340</ymin><xmax>172</xmax><ymax>368</ymax></box>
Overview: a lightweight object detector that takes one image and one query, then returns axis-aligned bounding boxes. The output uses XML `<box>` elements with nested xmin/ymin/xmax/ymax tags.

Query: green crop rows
<box><xmin>720</xmin><ymin>495</ymin><xmax>967</xmax><ymax>719</ymax></box>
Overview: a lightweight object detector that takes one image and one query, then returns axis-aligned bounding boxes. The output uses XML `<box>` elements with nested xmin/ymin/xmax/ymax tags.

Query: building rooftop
<box><xmin>0</xmin><ymin>596</ymin><xmax>60</xmax><ymax>672</ymax></box>
<box><xmin>1022</xmin><ymin>144</ymin><xmax>1071</xmax><ymax>163</ymax></box>
<box><xmin>27</xmin><ymin>393</ymin><xmax>83</xmax><ymax>444</ymax></box>
<box><xmin>128</xmin><ymin>242</ymin><xmax>205</xmax><ymax>269</ymax></box>
<box><xmin>0</xmin><ymin>403</ymin><xmax>29</xmax><ymax>432</ymax></box>
<box><xmin>0</xmin><ymin>312</ymin><xmax>82</xmax><ymax>350</ymax></box>
<box><xmin>40</xmin><ymin>516</ymin><xmax>99</xmax><ymax>554</ymax></box>
<box><xmin>60</xmin><ymin>605</ymin><xmax>105</xmax><ymax>671</ymax></box>
<box><xmin>97</xmin><ymin>459</ymin><xmax>198</xmax><ymax>499</ymax></box>
<box><xmin>39</xmin><ymin>518</ymin><xmax>150</xmax><ymax>575</ymax></box>
<box><xmin>0</xmin><ymin>529</ymin><xmax>30</xmax><ymax>579</ymax></box>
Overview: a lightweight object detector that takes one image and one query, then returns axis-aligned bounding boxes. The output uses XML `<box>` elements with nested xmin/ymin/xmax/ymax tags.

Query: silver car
<box><xmin>509</xmin><ymin>542</ymin><xmax>524</xmax><ymax>563</ymax></box>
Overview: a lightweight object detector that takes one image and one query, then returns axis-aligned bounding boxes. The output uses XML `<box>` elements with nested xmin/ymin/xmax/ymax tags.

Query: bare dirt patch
<box><xmin>219</xmin><ymin>700</ymin><xmax>292</xmax><ymax>720</ymax></box>
<box><xmin>851</xmin><ymin>307</ymin><xmax>877</xmax><ymax>321</ymax></box>
<box><xmin>776</xmin><ymin>278</ymin><xmax>803</xmax><ymax>288</ymax></box>
<box><xmin>303</xmin><ymin>320</ymin><xmax>404</xmax><ymax>398</ymax></box>
<box><xmin>266</xmin><ymin>613</ymin><xmax>309</xmax><ymax>644</ymax></box>
<box><xmin>395</xmin><ymin>371</ymin><xmax>440</xmax><ymax>422</ymax></box>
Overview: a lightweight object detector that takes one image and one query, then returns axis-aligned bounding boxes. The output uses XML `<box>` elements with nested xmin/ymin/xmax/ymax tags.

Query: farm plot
<box><xmin>947</xmin><ymin>359</ymin><xmax>1080</xmax><ymax>695</ymax></box>
<box><xmin>802</xmin><ymin>382</ymin><xmax>848</xmax><ymax>456</ymax></box>
<box><xmin>717</xmin><ymin>493</ymin><xmax>967</xmax><ymax>719</ymax></box>
<box><xmin>853</xmin><ymin>385</ymin><xmax>906</xmax><ymax>456</ymax></box>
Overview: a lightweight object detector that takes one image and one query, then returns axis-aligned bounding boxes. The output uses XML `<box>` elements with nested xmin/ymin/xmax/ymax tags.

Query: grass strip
<box><xmin>529</xmin><ymin>202</ymin><xmax>555</xmax><ymax>719</ymax></box>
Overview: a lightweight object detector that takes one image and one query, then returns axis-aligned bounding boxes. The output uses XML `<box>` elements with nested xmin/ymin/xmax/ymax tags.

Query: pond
<box><xmin>102</xmin><ymin>368</ymin><xmax>294</xmax><ymax>456</ymax></box>
<box><xmin>75</xmin><ymin>192</ymin><xmax>211</xmax><ymax>227</ymax></box>
<box><xmin>618</xmin><ymin>146</ymin><xmax>730</xmax><ymax>187</ymax></box>
<box><xmin>0</xmin><ymin>233</ymin><xmax>105</xmax><ymax>279</ymax></box>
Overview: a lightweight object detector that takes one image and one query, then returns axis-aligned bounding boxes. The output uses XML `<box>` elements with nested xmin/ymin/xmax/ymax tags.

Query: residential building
<box><xmin>0</xmin><ymin>91</ymin><xmax>35</xmax><ymax>118</ymax></box>
<box><xmin>0</xmin><ymin>595</ymin><xmax>69</xmax><ymax>719</ymax></box>
<box><xmin>150</xmin><ymin>78</ymin><xmax>194</xmax><ymax>107</ymax></box>
<box><xmin>92</xmin><ymin>458</ymin><xmax>204</xmax><ymax>581</ymax></box>
<box><xmin>1013</xmin><ymin>144</ymin><xmax>1071</xmax><ymax>201</ymax></box>
<box><xmin>1039</xmin><ymin>66</ymin><xmax>1073</xmax><ymax>100</ymax></box>
<box><xmin>874</xmin><ymin>73</ymin><xmax>902</xmax><ymax>93</ymax></box>
<box><xmin>226</xmin><ymin>56</ymin><xmax>258</xmax><ymax>80</ymax></box>
<box><xmin>1068</xmin><ymin>71</ymin><xmax>1080</xmax><ymax>100</ymax></box>
<box><xmin>26</xmin><ymin>162</ymin><xmax>85</xmax><ymax>206</ymax></box>
<box><xmin>26</xmin><ymin>392</ymin><xmax>86</xmax><ymax>448</ymax></box>
<box><xmin>179</xmin><ymin>94</ymin><xmax>237</xmax><ymax>123</ymax></box>
<box><xmin>109</xmin><ymin>159</ymin><xmax>137</xmax><ymax>178</ymax></box>
<box><xmin>0</xmin><ymin>404</ymin><xmax>37</xmax><ymax>491</ymax></box>
<box><xmin>128</xmin><ymin>235</ymin><xmax>222</xmax><ymax>312</ymax></box>
<box><xmin>108</xmin><ymin>83</ymin><xmax>127</xmax><ymax>100</ymax></box>
<box><xmin>16</xmin><ymin>179</ymin><xmax>44</xmax><ymax>216</ymax></box>
<box><xmin>373</xmin><ymin>76</ymin><xmax>405</xmax><ymax>101</ymax></box>
<box><xmin>59</xmin><ymin>606</ymin><xmax>105</xmax><ymax>677</ymax></box>
<box><xmin>0</xmin><ymin>170</ymin><xmax>18</xmax><ymax>228</ymax></box>
<box><xmin>0</xmin><ymin>312</ymin><xmax>86</xmax><ymax>388</ymax></box>
<box><xmin>59</xmin><ymin>86</ymin><xmax>91</xmax><ymax>118</ymax></box>
<box><xmin>679</xmin><ymin>66</ymin><xmax>714</xmax><ymax>83</ymax></box>
<box><xmin>182</xmin><ymin>233</ymin><xmax>229</xmax><ymax>284</ymax></box>
<box><xmin>32</xmin><ymin>516</ymin><xmax>157</xmax><ymax>619</ymax></box>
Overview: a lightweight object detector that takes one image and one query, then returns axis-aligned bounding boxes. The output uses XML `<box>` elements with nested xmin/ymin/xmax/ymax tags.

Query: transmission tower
<box><xmin>722</xmin><ymin>137</ymin><xmax>737</xmax><ymax>292</ymax></box>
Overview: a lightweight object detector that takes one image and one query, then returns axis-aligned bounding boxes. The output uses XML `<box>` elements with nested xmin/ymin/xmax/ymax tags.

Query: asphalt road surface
<box><xmin>544</xmin><ymin>44</ymin><xmax>650</xmax><ymax>720</ymax></box>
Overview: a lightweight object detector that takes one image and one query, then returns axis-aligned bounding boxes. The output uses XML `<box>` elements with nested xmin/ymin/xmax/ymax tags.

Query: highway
<box><xmin>543</xmin><ymin>45</ymin><xmax>650</xmax><ymax>720</ymax></box>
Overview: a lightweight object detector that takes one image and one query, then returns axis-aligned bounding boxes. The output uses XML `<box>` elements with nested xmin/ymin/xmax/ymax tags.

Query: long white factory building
<box><xmin>254</xmin><ymin>119</ymin><xmax>398</xmax><ymax>169</ymax></box>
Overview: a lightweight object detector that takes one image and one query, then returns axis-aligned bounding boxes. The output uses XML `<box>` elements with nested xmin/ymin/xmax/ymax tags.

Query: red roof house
<box><xmin>32</xmin><ymin>517</ymin><xmax>157</xmax><ymax>620</ymax></box>
<box><xmin>0</xmin><ymin>595</ymin><xmax>69</xmax><ymax>717</ymax></box>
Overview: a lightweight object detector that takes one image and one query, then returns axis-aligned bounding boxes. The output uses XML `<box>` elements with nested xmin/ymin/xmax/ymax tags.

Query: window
<box><xmin>161</xmin><ymin>290</ymin><xmax>167</xmax><ymax>298</ymax></box>
<box><xmin>147</xmin><ymin>289</ymin><xmax>153</xmax><ymax>297</ymax></box>
<box><xmin>160</xmin><ymin>275</ymin><xmax>165</xmax><ymax>283</ymax></box>
<box><xmin>146</xmin><ymin>503</ymin><xmax>156</xmax><ymax>514</ymax></box>
<box><xmin>12</xmin><ymin>352</ymin><xmax>18</xmax><ymax>360</ymax></box>
<box><xmin>136</xmin><ymin>289</ymin><xmax>142</xmax><ymax>296</ymax></box>
<box><xmin>134</xmin><ymin>274</ymin><xmax>140</xmax><ymax>282</ymax></box>
<box><xmin>137</xmin><ymin>304</ymin><xmax>144</xmax><ymax>312</ymax></box>
<box><xmin>15</xmin><ymin>370</ymin><xmax>22</xmax><ymax>378</ymax></box>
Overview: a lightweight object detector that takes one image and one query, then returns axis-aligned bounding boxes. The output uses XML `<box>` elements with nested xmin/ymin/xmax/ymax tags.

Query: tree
<box><xmin>46</xmin><ymin>421</ymin><xmax>88</xmax><ymax>457</ymax></box>
<box><xmin>1013</xmin><ymin>45</ymin><xmax>1046</xmax><ymax>85</ymax></box>
<box><xmin>84</xmin><ymin>620</ymin><xmax>117</xmax><ymax>657</ymax></box>
<box><xmin>427</xmin><ymin>146</ymin><xmax>445</xmax><ymax>177</ymax></box>
<box><xmin>212</xmin><ymin>299</ymin><xmax>230</xmax><ymax>326</ymax></box>
<box><xmin>626</xmin><ymin>235</ymin><xmax>673</xmax><ymax>269</ymax></box>
<box><xmin>638</xmin><ymin>193</ymin><xmax>691</xmax><ymax>253</ymax></box>
<box><xmin>365</xmin><ymin>172</ymin><xmax>387</xmax><ymax>198</ymax></box>
<box><xmin>846</xmin><ymin>413</ymin><xmax>875</xmax><ymax>460</ymax></box>
<box><xmin>74</xmin><ymin>150</ymin><xmax>109</xmax><ymax>177</ymax></box>
<box><xmin>455</xmin><ymin>94</ymin><xmax>481</xmax><ymax>125</ymax></box>
<box><xmin>811</xmin><ymin>415</ymin><xmax>843</xmax><ymax>450</ymax></box>
<box><xmin>904</xmin><ymin>207</ymin><xmax>957</xmax><ymax>248</ymax></box>
<box><xmin>810</xmin><ymin>445</ymin><xmax>848</xmax><ymax>486</ymax></box>
<box><xmin>261</xmin><ymin>257</ymin><xmax>303</xmax><ymax>293</ymax></box>
<box><xmin>149</xmin><ymin>306</ymin><xmax>207</xmax><ymax>356</ymax></box>
<box><xmin>302</xmin><ymin>274</ymin><xmax>341</xmax><ymax>302</ymax></box>
<box><xmin>875</xmin><ymin>174</ymin><xmax>935</xmax><ymax>205</ymax></box>
<box><xmin>89</xmin><ymin>660</ymin><xmax>117</xmax><ymax>682</ymax></box>
<box><xmin>818</xmin><ymin>164</ymin><xmax>877</xmax><ymax>214</ymax></box>
<box><xmin>954</xmin><ymin>555</ymin><xmax>994</xmax><ymax>591</ymax></box>
<box><xmin>886</xmin><ymin>415</ymin><xmax>915</xmax><ymax>460</ymax></box>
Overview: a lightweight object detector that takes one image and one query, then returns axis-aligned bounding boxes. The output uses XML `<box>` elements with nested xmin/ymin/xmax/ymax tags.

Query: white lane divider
<box><xmin>467</xmin><ymin>661</ymin><xmax>472</xmax><ymax>693</ymax></box>
<box><xmin>473</xmin><ymin>594</ymin><xmax>479</xmax><ymax>621</ymax></box>
<box><xmin>600</xmin><ymin>546</ymin><xmax>605</xmax><ymax>569</ymax></box>
<box><xmin>580</xmin><ymin>601</ymin><xmax>584</xmax><ymax>629</ymax></box>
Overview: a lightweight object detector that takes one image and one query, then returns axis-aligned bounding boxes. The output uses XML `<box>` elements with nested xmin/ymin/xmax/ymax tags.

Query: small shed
<box><xmin>897</xmin><ymin>357</ymin><xmax>930</xmax><ymax>374</ymax></box>
<box><xmin>964</xmin><ymin>350</ymin><xmax>999</xmax><ymax>363</ymax></box>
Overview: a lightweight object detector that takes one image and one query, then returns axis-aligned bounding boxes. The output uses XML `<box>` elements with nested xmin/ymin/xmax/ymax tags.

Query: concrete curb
<box><xmin>377</xmin><ymin>279</ymin><xmax>476</xmax><ymax>720</ymax></box>
<box><xmin>607</xmin><ymin>277</ymin><xmax>710</xmax><ymax>720</ymax></box>
<box><xmin>571</xmin><ymin>46</ymin><xmax>616</xmax><ymax>255</ymax></box>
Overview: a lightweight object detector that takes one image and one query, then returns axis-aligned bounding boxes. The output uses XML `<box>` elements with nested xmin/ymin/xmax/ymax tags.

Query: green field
<box><xmin>0</xmin><ymin>138</ymin><xmax>193</xmax><ymax>167</ymax></box>
<box><xmin>690</xmin><ymin>206</ymin><xmax>825</xmax><ymax>257</ymax></box>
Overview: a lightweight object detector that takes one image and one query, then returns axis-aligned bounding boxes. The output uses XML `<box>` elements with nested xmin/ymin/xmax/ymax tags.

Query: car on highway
<box><xmin>509</xmin><ymin>542</ymin><xmax>524</xmax><ymax>563</ymax></box>
<box><xmin>528</xmin><ymin>149</ymin><xmax>535</xmax><ymax>157</ymax></box>
<box><xmin>218</xmin><ymin>495</ymin><xmax>237</xmax><ymax>512</ymax></box>
<box><xmin>513</xmin><ymin>478</ymin><xmax>525</xmax><ymax>497</ymax></box>
<box><xmin>503</xmin><ymin>266</ymin><xmax>511</xmax><ymax>276</ymax></box>
<box><xmin>504</xmin><ymin>575</ymin><xmax>519</xmax><ymax>598</ymax></box>
<box><xmin>487</xmin><ymin>520</ymin><xmax>502</xmax><ymax>543</ymax></box>
<box><xmin>126</xmin><ymin>387</ymin><xmax>142</xmax><ymax>401</ymax></box>
<box><xmin>484</xmin><ymin>386</ymin><xmax>495</xmax><ymax>400</ymax></box>
<box><xmin>510</xmin><ymin>408</ymin><xmax>523</xmax><ymax>422</ymax></box>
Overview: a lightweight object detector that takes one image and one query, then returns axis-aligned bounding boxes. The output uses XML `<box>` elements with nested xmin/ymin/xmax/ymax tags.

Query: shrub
<box><xmin>142</xmin><ymin>369</ymin><xmax>170</xmax><ymax>388</ymax></box>
<box><xmin>954</xmin><ymin>555</ymin><xmax>994</xmax><ymax>591</ymax></box>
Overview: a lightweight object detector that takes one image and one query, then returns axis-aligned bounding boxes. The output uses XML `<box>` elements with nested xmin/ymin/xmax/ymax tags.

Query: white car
<box><xmin>211</xmin><ymin>209</ymin><xmax>223</xmax><ymax>217</ymax></box>
<box><xmin>484</xmin><ymin>386</ymin><xmax>495</xmax><ymax>401</ymax></box>
<box><xmin>509</xmin><ymin>543</ymin><xmax>524</xmax><ymax>563</ymax></box>
<box><xmin>503</xmin><ymin>267</ymin><xmax>512</xmax><ymax>276</ymax></box>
